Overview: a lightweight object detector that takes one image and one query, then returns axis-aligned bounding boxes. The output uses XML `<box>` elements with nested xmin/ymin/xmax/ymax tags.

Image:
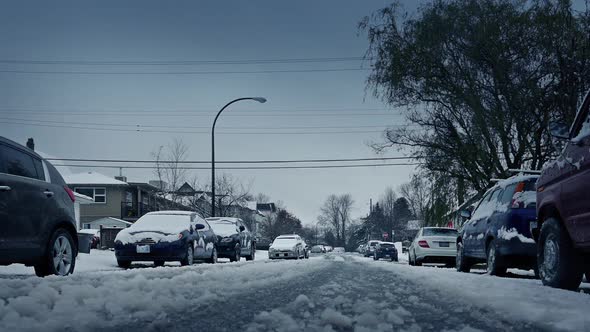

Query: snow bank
<box><xmin>354</xmin><ymin>256</ymin><xmax>590</xmax><ymax>331</ymax></box>
<box><xmin>0</xmin><ymin>257</ymin><xmax>326</xmax><ymax>331</ymax></box>
<box><xmin>497</xmin><ymin>227</ymin><xmax>535</xmax><ymax>244</ymax></box>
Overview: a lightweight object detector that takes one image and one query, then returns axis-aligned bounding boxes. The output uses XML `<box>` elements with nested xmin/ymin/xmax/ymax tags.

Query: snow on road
<box><xmin>0</xmin><ymin>252</ymin><xmax>315</xmax><ymax>332</ymax></box>
<box><xmin>353</xmin><ymin>255</ymin><xmax>590</xmax><ymax>331</ymax></box>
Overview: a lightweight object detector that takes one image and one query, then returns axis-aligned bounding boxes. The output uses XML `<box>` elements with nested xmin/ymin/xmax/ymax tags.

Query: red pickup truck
<box><xmin>536</xmin><ymin>89</ymin><xmax>590</xmax><ymax>290</ymax></box>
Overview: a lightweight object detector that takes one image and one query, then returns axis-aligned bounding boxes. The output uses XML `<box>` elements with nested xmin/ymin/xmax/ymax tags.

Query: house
<box><xmin>81</xmin><ymin>217</ymin><xmax>132</xmax><ymax>230</ymax></box>
<box><xmin>65</xmin><ymin>172</ymin><xmax>190</xmax><ymax>224</ymax></box>
<box><xmin>73</xmin><ymin>191</ymin><xmax>94</xmax><ymax>230</ymax></box>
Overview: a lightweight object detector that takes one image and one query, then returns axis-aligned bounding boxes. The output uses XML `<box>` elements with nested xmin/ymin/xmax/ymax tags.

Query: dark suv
<box><xmin>457</xmin><ymin>175</ymin><xmax>538</xmax><ymax>275</ymax></box>
<box><xmin>206</xmin><ymin>217</ymin><xmax>255</xmax><ymax>261</ymax></box>
<box><xmin>536</xmin><ymin>89</ymin><xmax>590</xmax><ymax>290</ymax></box>
<box><xmin>0</xmin><ymin>136</ymin><xmax>79</xmax><ymax>276</ymax></box>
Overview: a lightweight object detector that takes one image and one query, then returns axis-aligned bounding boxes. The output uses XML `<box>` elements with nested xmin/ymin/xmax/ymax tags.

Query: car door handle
<box><xmin>0</xmin><ymin>186</ymin><xmax>11</xmax><ymax>192</ymax></box>
<box><xmin>43</xmin><ymin>190</ymin><xmax>54</xmax><ymax>197</ymax></box>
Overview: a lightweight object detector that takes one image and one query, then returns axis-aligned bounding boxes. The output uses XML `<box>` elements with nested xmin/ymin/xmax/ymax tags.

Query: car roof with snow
<box><xmin>492</xmin><ymin>174</ymin><xmax>538</xmax><ymax>188</ymax></box>
<box><xmin>147</xmin><ymin>211</ymin><xmax>196</xmax><ymax>216</ymax></box>
<box><xmin>206</xmin><ymin>217</ymin><xmax>242</xmax><ymax>224</ymax></box>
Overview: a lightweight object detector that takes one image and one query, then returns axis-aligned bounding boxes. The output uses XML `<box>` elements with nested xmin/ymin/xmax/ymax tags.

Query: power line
<box><xmin>47</xmin><ymin>156</ymin><xmax>418</xmax><ymax>164</ymax></box>
<box><xmin>0</xmin><ymin>68</ymin><xmax>368</xmax><ymax>75</ymax></box>
<box><xmin>0</xmin><ymin>56</ymin><xmax>365</xmax><ymax>66</ymax></box>
<box><xmin>0</xmin><ymin>107</ymin><xmax>392</xmax><ymax>114</ymax></box>
<box><xmin>0</xmin><ymin>112</ymin><xmax>398</xmax><ymax>117</ymax></box>
<box><xmin>55</xmin><ymin>162</ymin><xmax>420</xmax><ymax>170</ymax></box>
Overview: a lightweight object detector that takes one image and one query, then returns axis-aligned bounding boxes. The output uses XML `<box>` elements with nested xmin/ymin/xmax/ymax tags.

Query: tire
<box><xmin>373</xmin><ymin>254</ymin><xmax>378</xmax><ymax>261</ymax></box>
<box><xmin>486</xmin><ymin>239</ymin><xmax>506</xmax><ymax>276</ymax></box>
<box><xmin>538</xmin><ymin>218</ymin><xmax>583</xmax><ymax>290</ymax></box>
<box><xmin>415</xmin><ymin>258</ymin><xmax>422</xmax><ymax>267</ymax></box>
<box><xmin>208</xmin><ymin>247</ymin><xmax>218</xmax><ymax>264</ymax></box>
<box><xmin>180</xmin><ymin>244</ymin><xmax>194</xmax><ymax>266</ymax></box>
<box><xmin>408</xmin><ymin>252</ymin><xmax>414</xmax><ymax>266</ymax></box>
<box><xmin>245</xmin><ymin>245</ymin><xmax>255</xmax><ymax>261</ymax></box>
<box><xmin>456</xmin><ymin>241</ymin><xmax>471</xmax><ymax>273</ymax></box>
<box><xmin>154</xmin><ymin>260</ymin><xmax>165</xmax><ymax>267</ymax></box>
<box><xmin>117</xmin><ymin>259</ymin><xmax>131</xmax><ymax>269</ymax></box>
<box><xmin>34</xmin><ymin>228</ymin><xmax>77</xmax><ymax>277</ymax></box>
<box><xmin>230</xmin><ymin>247</ymin><xmax>240</xmax><ymax>262</ymax></box>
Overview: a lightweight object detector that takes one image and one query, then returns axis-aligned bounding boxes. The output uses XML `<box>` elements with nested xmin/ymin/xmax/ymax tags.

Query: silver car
<box><xmin>268</xmin><ymin>235</ymin><xmax>307</xmax><ymax>259</ymax></box>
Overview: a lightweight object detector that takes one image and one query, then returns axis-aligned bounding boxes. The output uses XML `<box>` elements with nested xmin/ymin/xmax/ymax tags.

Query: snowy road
<box><xmin>1</xmin><ymin>253</ymin><xmax>590</xmax><ymax>331</ymax></box>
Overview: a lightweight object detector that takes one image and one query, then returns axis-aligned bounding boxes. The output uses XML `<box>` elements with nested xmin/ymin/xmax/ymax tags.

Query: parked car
<box><xmin>357</xmin><ymin>244</ymin><xmax>366</xmax><ymax>253</ymax></box>
<box><xmin>206</xmin><ymin>217</ymin><xmax>255</xmax><ymax>262</ymax></box>
<box><xmin>268</xmin><ymin>235</ymin><xmax>306</xmax><ymax>259</ymax></box>
<box><xmin>325</xmin><ymin>245</ymin><xmax>334</xmax><ymax>252</ymax></box>
<box><xmin>302</xmin><ymin>239</ymin><xmax>310</xmax><ymax>258</ymax></box>
<box><xmin>373</xmin><ymin>242</ymin><xmax>398</xmax><ymax>261</ymax></box>
<box><xmin>401</xmin><ymin>240</ymin><xmax>411</xmax><ymax>253</ymax></box>
<box><xmin>0</xmin><ymin>136</ymin><xmax>82</xmax><ymax>277</ymax></box>
<box><xmin>409</xmin><ymin>227</ymin><xmax>457</xmax><ymax>266</ymax></box>
<box><xmin>456</xmin><ymin>175</ymin><xmax>538</xmax><ymax>275</ymax></box>
<box><xmin>79</xmin><ymin>229</ymin><xmax>100</xmax><ymax>249</ymax></box>
<box><xmin>364</xmin><ymin>240</ymin><xmax>381</xmax><ymax>257</ymax></box>
<box><xmin>333</xmin><ymin>247</ymin><xmax>345</xmax><ymax>253</ymax></box>
<box><xmin>114</xmin><ymin>211</ymin><xmax>211</xmax><ymax>267</ymax></box>
<box><xmin>536</xmin><ymin>90</ymin><xmax>590</xmax><ymax>290</ymax></box>
<box><xmin>311</xmin><ymin>245</ymin><xmax>325</xmax><ymax>253</ymax></box>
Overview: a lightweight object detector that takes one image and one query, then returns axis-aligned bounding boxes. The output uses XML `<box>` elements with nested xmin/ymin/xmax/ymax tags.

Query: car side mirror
<box><xmin>460</xmin><ymin>210</ymin><xmax>471</xmax><ymax>219</ymax></box>
<box><xmin>549</xmin><ymin>121</ymin><xmax>570</xmax><ymax>140</ymax></box>
<box><xmin>239</xmin><ymin>225</ymin><xmax>245</xmax><ymax>232</ymax></box>
<box><xmin>195</xmin><ymin>224</ymin><xmax>205</xmax><ymax>230</ymax></box>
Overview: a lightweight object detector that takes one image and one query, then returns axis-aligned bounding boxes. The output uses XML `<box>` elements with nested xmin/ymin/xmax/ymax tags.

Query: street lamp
<box><xmin>211</xmin><ymin>97</ymin><xmax>267</xmax><ymax>217</ymax></box>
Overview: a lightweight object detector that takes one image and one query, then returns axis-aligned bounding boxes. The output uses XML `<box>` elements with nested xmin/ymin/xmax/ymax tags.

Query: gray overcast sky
<box><xmin>0</xmin><ymin>0</ymin><xmax>495</xmax><ymax>223</ymax></box>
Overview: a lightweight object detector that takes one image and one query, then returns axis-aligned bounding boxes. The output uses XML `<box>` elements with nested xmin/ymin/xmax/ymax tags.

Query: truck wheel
<box><xmin>456</xmin><ymin>242</ymin><xmax>471</xmax><ymax>273</ymax></box>
<box><xmin>35</xmin><ymin>228</ymin><xmax>77</xmax><ymax>277</ymax></box>
<box><xmin>230</xmin><ymin>246</ymin><xmax>240</xmax><ymax>262</ymax></box>
<box><xmin>180</xmin><ymin>244</ymin><xmax>194</xmax><ymax>266</ymax></box>
<box><xmin>154</xmin><ymin>260</ymin><xmax>165</xmax><ymax>267</ymax></box>
<box><xmin>117</xmin><ymin>260</ymin><xmax>131</xmax><ymax>268</ymax></box>
<box><xmin>245</xmin><ymin>245</ymin><xmax>255</xmax><ymax>261</ymax></box>
<box><xmin>538</xmin><ymin>218</ymin><xmax>583</xmax><ymax>290</ymax></box>
<box><xmin>486</xmin><ymin>239</ymin><xmax>506</xmax><ymax>276</ymax></box>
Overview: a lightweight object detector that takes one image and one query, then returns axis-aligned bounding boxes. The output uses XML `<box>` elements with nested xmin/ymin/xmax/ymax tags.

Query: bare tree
<box><xmin>398</xmin><ymin>174</ymin><xmax>429</xmax><ymax>221</ymax></box>
<box><xmin>151</xmin><ymin>145</ymin><xmax>165</xmax><ymax>191</ymax></box>
<box><xmin>214</xmin><ymin>173</ymin><xmax>253</xmax><ymax>217</ymax></box>
<box><xmin>338</xmin><ymin>194</ymin><xmax>354</xmax><ymax>245</ymax></box>
<box><xmin>164</xmin><ymin>139</ymin><xmax>188</xmax><ymax>203</ymax></box>
<box><xmin>380</xmin><ymin>187</ymin><xmax>398</xmax><ymax>238</ymax></box>
<box><xmin>318</xmin><ymin>194</ymin><xmax>354</xmax><ymax>246</ymax></box>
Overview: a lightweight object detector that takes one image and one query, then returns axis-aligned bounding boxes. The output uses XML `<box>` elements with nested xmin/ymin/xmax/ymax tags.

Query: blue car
<box><xmin>114</xmin><ymin>211</ymin><xmax>217</xmax><ymax>268</ymax></box>
<box><xmin>456</xmin><ymin>174</ymin><xmax>539</xmax><ymax>276</ymax></box>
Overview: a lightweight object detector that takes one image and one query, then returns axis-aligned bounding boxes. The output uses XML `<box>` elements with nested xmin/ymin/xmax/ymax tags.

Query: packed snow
<box><xmin>64</xmin><ymin>171</ymin><xmax>127</xmax><ymax>185</ymax></box>
<box><xmin>115</xmin><ymin>213</ymin><xmax>192</xmax><ymax>244</ymax></box>
<box><xmin>497</xmin><ymin>226</ymin><xmax>535</xmax><ymax>243</ymax></box>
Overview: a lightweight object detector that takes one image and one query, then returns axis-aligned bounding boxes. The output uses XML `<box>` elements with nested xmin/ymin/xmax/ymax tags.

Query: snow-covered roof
<box><xmin>65</xmin><ymin>172</ymin><xmax>128</xmax><ymax>185</ymax></box>
<box><xmin>89</xmin><ymin>217</ymin><xmax>133</xmax><ymax>225</ymax></box>
<box><xmin>148</xmin><ymin>211</ymin><xmax>195</xmax><ymax>216</ymax></box>
<box><xmin>206</xmin><ymin>217</ymin><xmax>241</xmax><ymax>224</ymax></box>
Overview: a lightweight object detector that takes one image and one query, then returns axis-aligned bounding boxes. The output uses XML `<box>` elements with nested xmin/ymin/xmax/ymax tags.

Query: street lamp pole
<box><xmin>211</xmin><ymin>97</ymin><xmax>266</xmax><ymax>217</ymax></box>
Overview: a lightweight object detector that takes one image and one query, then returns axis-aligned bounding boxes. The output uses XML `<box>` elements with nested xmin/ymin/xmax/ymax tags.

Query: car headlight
<box><xmin>221</xmin><ymin>237</ymin><xmax>234</xmax><ymax>243</ymax></box>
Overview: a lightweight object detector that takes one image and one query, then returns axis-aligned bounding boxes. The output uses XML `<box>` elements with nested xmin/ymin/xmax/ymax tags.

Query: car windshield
<box><xmin>273</xmin><ymin>238</ymin><xmax>297</xmax><ymax>246</ymax></box>
<box><xmin>208</xmin><ymin>221</ymin><xmax>237</xmax><ymax>237</ymax></box>
<box><xmin>422</xmin><ymin>228</ymin><xmax>458</xmax><ymax>236</ymax></box>
<box><xmin>130</xmin><ymin>214</ymin><xmax>189</xmax><ymax>234</ymax></box>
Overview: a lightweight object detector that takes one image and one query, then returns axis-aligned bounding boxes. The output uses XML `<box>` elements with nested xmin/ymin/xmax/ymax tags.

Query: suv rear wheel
<box><xmin>538</xmin><ymin>218</ymin><xmax>583</xmax><ymax>290</ymax></box>
<box><xmin>180</xmin><ymin>243</ymin><xmax>194</xmax><ymax>266</ymax></box>
<box><xmin>456</xmin><ymin>241</ymin><xmax>471</xmax><ymax>273</ymax></box>
<box><xmin>245</xmin><ymin>245</ymin><xmax>255</xmax><ymax>261</ymax></box>
<box><xmin>486</xmin><ymin>239</ymin><xmax>506</xmax><ymax>276</ymax></box>
<box><xmin>35</xmin><ymin>228</ymin><xmax>77</xmax><ymax>277</ymax></box>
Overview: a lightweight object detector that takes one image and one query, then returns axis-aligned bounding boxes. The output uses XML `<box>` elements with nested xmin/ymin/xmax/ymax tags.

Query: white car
<box><xmin>364</xmin><ymin>240</ymin><xmax>381</xmax><ymax>257</ymax></box>
<box><xmin>408</xmin><ymin>227</ymin><xmax>458</xmax><ymax>267</ymax></box>
<box><xmin>333</xmin><ymin>247</ymin><xmax>345</xmax><ymax>253</ymax></box>
<box><xmin>268</xmin><ymin>235</ymin><xmax>307</xmax><ymax>259</ymax></box>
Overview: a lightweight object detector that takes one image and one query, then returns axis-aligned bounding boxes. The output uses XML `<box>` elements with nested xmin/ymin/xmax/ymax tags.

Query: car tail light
<box><xmin>418</xmin><ymin>240</ymin><xmax>430</xmax><ymax>248</ymax></box>
<box><xmin>64</xmin><ymin>186</ymin><xmax>76</xmax><ymax>203</ymax></box>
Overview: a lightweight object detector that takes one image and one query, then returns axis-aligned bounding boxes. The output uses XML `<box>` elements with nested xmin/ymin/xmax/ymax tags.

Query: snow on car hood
<box><xmin>115</xmin><ymin>230</ymin><xmax>181</xmax><ymax>245</ymax></box>
<box><xmin>209</xmin><ymin>221</ymin><xmax>238</xmax><ymax>237</ymax></box>
<box><xmin>270</xmin><ymin>239</ymin><xmax>297</xmax><ymax>250</ymax></box>
<box><xmin>114</xmin><ymin>214</ymin><xmax>190</xmax><ymax>244</ymax></box>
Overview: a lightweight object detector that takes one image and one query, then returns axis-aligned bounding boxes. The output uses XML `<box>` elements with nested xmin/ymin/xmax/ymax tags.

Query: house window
<box><xmin>83</xmin><ymin>223</ymin><xmax>91</xmax><ymax>229</ymax></box>
<box><xmin>74</xmin><ymin>187</ymin><xmax>107</xmax><ymax>203</ymax></box>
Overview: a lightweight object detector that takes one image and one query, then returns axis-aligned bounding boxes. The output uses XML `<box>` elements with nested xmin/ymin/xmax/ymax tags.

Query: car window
<box><xmin>0</xmin><ymin>144</ymin><xmax>42</xmax><ymax>180</ymax></box>
<box><xmin>490</xmin><ymin>188</ymin><xmax>502</xmax><ymax>203</ymax></box>
<box><xmin>500</xmin><ymin>183</ymin><xmax>517</xmax><ymax>205</ymax></box>
<box><xmin>422</xmin><ymin>228</ymin><xmax>458</xmax><ymax>236</ymax></box>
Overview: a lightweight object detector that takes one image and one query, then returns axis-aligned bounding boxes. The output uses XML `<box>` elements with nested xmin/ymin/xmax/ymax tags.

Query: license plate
<box><xmin>439</xmin><ymin>242</ymin><xmax>450</xmax><ymax>247</ymax></box>
<box><xmin>136</xmin><ymin>245</ymin><xmax>150</xmax><ymax>253</ymax></box>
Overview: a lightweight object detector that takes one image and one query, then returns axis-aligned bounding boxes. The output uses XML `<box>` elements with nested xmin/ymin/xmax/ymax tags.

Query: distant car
<box><xmin>311</xmin><ymin>245</ymin><xmax>325</xmax><ymax>253</ymax></box>
<box><xmin>333</xmin><ymin>247</ymin><xmax>345</xmax><ymax>253</ymax></box>
<box><xmin>0</xmin><ymin>136</ymin><xmax>81</xmax><ymax>277</ymax></box>
<box><xmin>456</xmin><ymin>175</ymin><xmax>539</xmax><ymax>275</ymax></box>
<box><xmin>536</xmin><ymin>90</ymin><xmax>590</xmax><ymax>290</ymax></box>
<box><xmin>373</xmin><ymin>242</ymin><xmax>398</xmax><ymax>261</ymax></box>
<box><xmin>269</xmin><ymin>235</ymin><xmax>306</xmax><ymax>259</ymax></box>
<box><xmin>79</xmin><ymin>229</ymin><xmax>100</xmax><ymax>249</ymax></box>
<box><xmin>401</xmin><ymin>240</ymin><xmax>411</xmax><ymax>253</ymax></box>
<box><xmin>325</xmin><ymin>246</ymin><xmax>333</xmax><ymax>252</ymax></box>
<box><xmin>114</xmin><ymin>211</ymin><xmax>209</xmax><ymax>268</ymax></box>
<box><xmin>364</xmin><ymin>240</ymin><xmax>381</xmax><ymax>257</ymax></box>
<box><xmin>409</xmin><ymin>227</ymin><xmax>457</xmax><ymax>267</ymax></box>
<box><xmin>206</xmin><ymin>217</ymin><xmax>255</xmax><ymax>262</ymax></box>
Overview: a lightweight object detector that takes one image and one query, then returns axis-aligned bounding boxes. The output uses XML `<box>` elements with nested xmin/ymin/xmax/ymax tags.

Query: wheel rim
<box><xmin>52</xmin><ymin>235</ymin><xmax>73</xmax><ymax>275</ymax></box>
<box><xmin>456</xmin><ymin>244</ymin><xmax>462</xmax><ymax>267</ymax></box>
<box><xmin>542</xmin><ymin>234</ymin><xmax>559</xmax><ymax>279</ymax></box>
<box><xmin>235</xmin><ymin>250</ymin><xmax>240</xmax><ymax>262</ymax></box>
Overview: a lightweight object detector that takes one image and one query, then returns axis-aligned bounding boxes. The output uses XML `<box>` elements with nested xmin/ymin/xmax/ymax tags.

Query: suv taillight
<box><xmin>64</xmin><ymin>186</ymin><xmax>76</xmax><ymax>203</ymax></box>
<box><xmin>418</xmin><ymin>240</ymin><xmax>430</xmax><ymax>248</ymax></box>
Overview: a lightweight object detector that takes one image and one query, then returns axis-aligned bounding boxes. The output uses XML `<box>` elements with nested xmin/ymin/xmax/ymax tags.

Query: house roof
<box><xmin>65</xmin><ymin>172</ymin><xmax>128</xmax><ymax>186</ymax></box>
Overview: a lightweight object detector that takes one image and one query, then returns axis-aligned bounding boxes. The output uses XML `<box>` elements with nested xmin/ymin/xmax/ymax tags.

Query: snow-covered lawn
<box><xmin>0</xmin><ymin>252</ymin><xmax>317</xmax><ymax>331</ymax></box>
<box><xmin>353</xmin><ymin>255</ymin><xmax>590</xmax><ymax>331</ymax></box>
